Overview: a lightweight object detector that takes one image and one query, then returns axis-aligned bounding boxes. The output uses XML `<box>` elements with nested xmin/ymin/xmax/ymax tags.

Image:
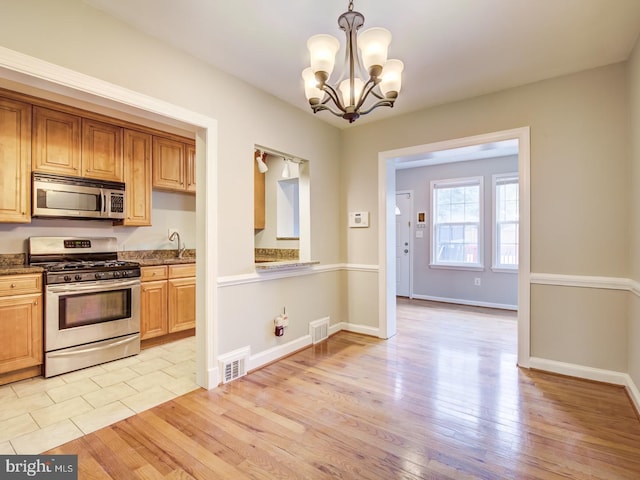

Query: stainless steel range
<box><xmin>28</xmin><ymin>236</ymin><xmax>141</xmax><ymax>377</ymax></box>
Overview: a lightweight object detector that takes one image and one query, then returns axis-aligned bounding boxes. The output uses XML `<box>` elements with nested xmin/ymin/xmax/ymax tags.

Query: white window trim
<box><xmin>429</xmin><ymin>176</ymin><xmax>484</xmax><ymax>270</ymax></box>
<box><xmin>492</xmin><ymin>173</ymin><xmax>519</xmax><ymax>272</ymax></box>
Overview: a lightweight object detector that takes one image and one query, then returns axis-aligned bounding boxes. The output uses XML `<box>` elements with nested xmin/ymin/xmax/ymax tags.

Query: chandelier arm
<box><xmin>367</xmin><ymin>89</ymin><xmax>386</xmax><ymax>101</ymax></box>
<box><xmin>321</xmin><ymin>83</ymin><xmax>347</xmax><ymax>113</ymax></box>
<box><xmin>354</xmin><ymin>78</ymin><xmax>379</xmax><ymax>111</ymax></box>
<box><xmin>311</xmin><ymin>103</ymin><xmax>348</xmax><ymax>118</ymax></box>
<box><xmin>357</xmin><ymin>98</ymin><xmax>396</xmax><ymax>116</ymax></box>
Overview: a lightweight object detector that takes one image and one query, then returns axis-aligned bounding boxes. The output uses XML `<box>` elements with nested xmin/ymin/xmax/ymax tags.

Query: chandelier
<box><xmin>301</xmin><ymin>0</ymin><xmax>403</xmax><ymax>124</ymax></box>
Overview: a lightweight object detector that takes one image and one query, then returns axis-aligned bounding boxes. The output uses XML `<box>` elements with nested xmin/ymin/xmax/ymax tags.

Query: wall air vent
<box><xmin>218</xmin><ymin>346</ymin><xmax>250</xmax><ymax>384</ymax></box>
<box><xmin>309</xmin><ymin>317</ymin><xmax>330</xmax><ymax>344</ymax></box>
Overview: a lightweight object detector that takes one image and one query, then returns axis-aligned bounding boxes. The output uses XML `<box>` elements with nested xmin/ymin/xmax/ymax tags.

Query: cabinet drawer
<box><xmin>0</xmin><ymin>274</ymin><xmax>42</xmax><ymax>297</ymax></box>
<box><xmin>141</xmin><ymin>266</ymin><xmax>168</xmax><ymax>282</ymax></box>
<box><xmin>168</xmin><ymin>264</ymin><xmax>195</xmax><ymax>279</ymax></box>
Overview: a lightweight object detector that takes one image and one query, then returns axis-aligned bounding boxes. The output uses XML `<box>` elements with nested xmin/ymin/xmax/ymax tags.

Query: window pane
<box><xmin>433</xmin><ymin>178</ymin><xmax>482</xmax><ymax>266</ymax></box>
<box><xmin>495</xmin><ymin>178</ymin><xmax>519</xmax><ymax>268</ymax></box>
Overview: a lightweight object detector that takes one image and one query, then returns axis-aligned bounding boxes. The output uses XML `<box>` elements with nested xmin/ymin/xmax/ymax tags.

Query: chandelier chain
<box><xmin>348</xmin><ymin>0</ymin><xmax>354</xmax><ymax>12</ymax></box>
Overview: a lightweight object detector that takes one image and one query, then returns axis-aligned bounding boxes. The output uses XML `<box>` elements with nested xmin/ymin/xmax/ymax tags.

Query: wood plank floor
<box><xmin>48</xmin><ymin>299</ymin><xmax>640</xmax><ymax>479</ymax></box>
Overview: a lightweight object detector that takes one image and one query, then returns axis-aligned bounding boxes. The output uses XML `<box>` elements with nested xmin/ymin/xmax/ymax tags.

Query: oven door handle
<box><xmin>47</xmin><ymin>335</ymin><xmax>139</xmax><ymax>357</ymax></box>
<box><xmin>47</xmin><ymin>279</ymin><xmax>140</xmax><ymax>293</ymax></box>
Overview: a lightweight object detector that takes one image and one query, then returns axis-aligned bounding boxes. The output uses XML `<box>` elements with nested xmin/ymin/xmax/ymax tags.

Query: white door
<box><xmin>396</xmin><ymin>192</ymin><xmax>412</xmax><ymax>297</ymax></box>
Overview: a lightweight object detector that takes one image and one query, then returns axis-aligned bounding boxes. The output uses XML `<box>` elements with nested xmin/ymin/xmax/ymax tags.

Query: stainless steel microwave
<box><xmin>32</xmin><ymin>172</ymin><xmax>126</xmax><ymax>220</ymax></box>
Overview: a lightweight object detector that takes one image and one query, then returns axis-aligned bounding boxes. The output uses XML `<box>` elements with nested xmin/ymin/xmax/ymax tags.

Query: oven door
<box><xmin>45</xmin><ymin>278</ymin><xmax>140</xmax><ymax>352</ymax></box>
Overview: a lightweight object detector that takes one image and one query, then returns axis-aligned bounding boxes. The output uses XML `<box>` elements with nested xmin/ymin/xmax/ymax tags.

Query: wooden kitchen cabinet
<box><xmin>254</xmin><ymin>153</ymin><xmax>266</xmax><ymax>230</ymax></box>
<box><xmin>0</xmin><ymin>97</ymin><xmax>31</xmax><ymax>223</ymax></box>
<box><xmin>186</xmin><ymin>141</ymin><xmax>196</xmax><ymax>193</ymax></box>
<box><xmin>152</xmin><ymin>136</ymin><xmax>196</xmax><ymax>193</ymax></box>
<box><xmin>32</xmin><ymin>106</ymin><xmax>81</xmax><ymax>176</ymax></box>
<box><xmin>168</xmin><ymin>264</ymin><xmax>196</xmax><ymax>333</ymax></box>
<box><xmin>32</xmin><ymin>107</ymin><xmax>124</xmax><ymax>182</ymax></box>
<box><xmin>118</xmin><ymin>129</ymin><xmax>152</xmax><ymax>226</ymax></box>
<box><xmin>140</xmin><ymin>266</ymin><xmax>168</xmax><ymax>340</ymax></box>
<box><xmin>140</xmin><ymin>264</ymin><xmax>195</xmax><ymax>346</ymax></box>
<box><xmin>81</xmin><ymin>118</ymin><xmax>124</xmax><ymax>181</ymax></box>
<box><xmin>0</xmin><ymin>274</ymin><xmax>43</xmax><ymax>385</ymax></box>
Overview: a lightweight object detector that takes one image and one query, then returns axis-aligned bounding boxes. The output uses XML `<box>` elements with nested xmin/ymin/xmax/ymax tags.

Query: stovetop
<box><xmin>28</xmin><ymin>236</ymin><xmax>141</xmax><ymax>284</ymax></box>
<box><xmin>41</xmin><ymin>260</ymin><xmax>140</xmax><ymax>272</ymax></box>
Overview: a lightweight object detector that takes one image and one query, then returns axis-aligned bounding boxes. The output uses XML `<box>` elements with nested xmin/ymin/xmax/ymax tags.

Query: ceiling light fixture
<box><xmin>301</xmin><ymin>0</ymin><xmax>403</xmax><ymax>124</ymax></box>
<box><xmin>255</xmin><ymin>149</ymin><xmax>268</xmax><ymax>173</ymax></box>
<box><xmin>282</xmin><ymin>159</ymin><xmax>291</xmax><ymax>178</ymax></box>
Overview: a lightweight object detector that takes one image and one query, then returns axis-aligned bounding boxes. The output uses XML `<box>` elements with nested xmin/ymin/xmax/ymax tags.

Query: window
<box><xmin>431</xmin><ymin>177</ymin><xmax>483</xmax><ymax>268</ymax></box>
<box><xmin>493</xmin><ymin>174</ymin><xmax>519</xmax><ymax>270</ymax></box>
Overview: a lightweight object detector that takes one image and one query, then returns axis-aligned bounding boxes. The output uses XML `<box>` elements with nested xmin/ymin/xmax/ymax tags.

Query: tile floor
<box><xmin>0</xmin><ymin>336</ymin><xmax>198</xmax><ymax>454</ymax></box>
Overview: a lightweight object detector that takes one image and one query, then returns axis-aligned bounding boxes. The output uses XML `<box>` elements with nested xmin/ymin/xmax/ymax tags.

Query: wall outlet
<box><xmin>474</xmin><ymin>277</ymin><xmax>481</xmax><ymax>286</ymax></box>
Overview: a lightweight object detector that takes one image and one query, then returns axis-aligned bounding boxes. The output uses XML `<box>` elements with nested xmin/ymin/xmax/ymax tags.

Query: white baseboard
<box><xmin>247</xmin><ymin>335</ymin><xmax>312</xmax><ymax>372</ymax></box>
<box><xmin>331</xmin><ymin>321</ymin><xmax>380</xmax><ymax>337</ymax></box>
<box><xmin>529</xmin><ymin>357</ymin><xmax>628</xmax><ymax>385</ymax></box>
<box><xmin>411</xmin><ymin>293</ymin><xmax>517</xmax><ymax>311</ymax></box>
<box><xmin>199</xmin><ymin>366</ymin><xmax>220</xmax><ymax>390</ymax></box>
<box><xmin>625</xmin><ymin>374</ymin><xmax>640</xmax><ymax>414</ymax></box>
<box><xmin>530</xmin><ymin>357</ymin><xmax>640</xmax><ymax>414</ymax></box>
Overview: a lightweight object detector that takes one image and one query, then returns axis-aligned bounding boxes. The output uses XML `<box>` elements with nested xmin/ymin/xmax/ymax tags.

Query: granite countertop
<box><xmin>255</xmin><ymin>260</ymin><xmax>319</xmax><ymax>271</ymax></box>
<box><xmin>119</xmin><ymin>249</ymin><xmax>196</xmax><ymax>267</ymax></box>
<box><xmin>136</xmin><ymin>258</ymin><xmax>196</xmax><ymax>267</ymax></box>
<box><xmin>0</xmin><ymin>254</ymin><xmax>43</xmax><ymax>276</ymax></box>
<box><xmin>0</xmin><ymin>265</ymin><xmax>44</xmax><ymax>276</ymax></box>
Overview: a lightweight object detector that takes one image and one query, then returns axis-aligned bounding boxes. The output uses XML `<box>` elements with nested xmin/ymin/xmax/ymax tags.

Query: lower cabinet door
<box><xmin>0</xmin><ymin>293</ymin><xmax>42</xmax><ymax>373</ymax></box>
<box><xmin>140</xmin><ymin>280</ymin><xmax>168</xmax><ymax>340</ymax></box>
<box><xmin>168</xmin><ymin>277</ymin><xmax>195</xmax><ymax>333</ymax></box>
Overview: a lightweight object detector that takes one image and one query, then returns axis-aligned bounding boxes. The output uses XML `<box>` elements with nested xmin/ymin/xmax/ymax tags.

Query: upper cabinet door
<box><xmin>186</xmin><ymin>141</ymin><xmax>196</xmax><ymax>193</ymax></box>
<box><xmin>152</xmin><ymin>136</ymin><xmax>185</xmax><ymax>191</ymax></box>
<box><xmin>32</xmin><ymin>106</ymin><xmax>81</xmax><ymax>176</ymax></box>
<box><xmin>0</xmin><ymin>97</ymin><xmax>31</xmax><ymax>223</ymax></box>
<box><xmin>121</xmin><ymin>129</ymin><xmax>152</xmax><ymax>226</ymax></box>
<box><xmin>81</xmin><ymin>119</ymin><xmax>124</xmax><ymax>182</ymax></box>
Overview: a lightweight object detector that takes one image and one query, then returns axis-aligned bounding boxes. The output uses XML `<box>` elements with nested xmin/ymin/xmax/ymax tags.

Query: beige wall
<box><xmin>628</xmin><ymin>34</ymin><xmax>640</xmax><ymax>386</ymax></box>
<box><xmin>341</xmin><ymin>64</ymin><xmax>630</xmax><ymax>369</ymax></box>
<box><xmin>0</xmin><ymin>0</ymin><xmax>343</xmax><ymax>358</ymax></box>
<box><xmin>1</xmin><ymin>0</ymin><xmax>638</xmax><ymax>380</ymax></box>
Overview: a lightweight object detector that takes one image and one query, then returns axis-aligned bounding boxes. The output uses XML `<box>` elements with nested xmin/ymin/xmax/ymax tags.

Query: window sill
<box><xmin>429</xmin><ymin>263</ymin><xmax>485</xmax><ymax>272</ymax></box>
<box><xmin>491</xmin><ymin>266</ymin><xmax>518</xmax><ymax>274</ymax></box>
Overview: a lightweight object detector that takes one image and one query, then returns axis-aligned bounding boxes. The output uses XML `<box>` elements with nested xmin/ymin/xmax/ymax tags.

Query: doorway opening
<box><xmin>378</xmin><ymin>127</ymin><xmax>531</xmax><ymax>368</ymax></box>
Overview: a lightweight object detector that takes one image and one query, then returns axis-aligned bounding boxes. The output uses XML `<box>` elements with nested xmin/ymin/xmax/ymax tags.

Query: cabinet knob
<box><xmin>34</xmin><ymin>300</ymin><xmax>38</xmax><ymax>305</ymax></box>
<box><xmin>10</xmin><ymin>283</ymin><xmax>16</xmax><ymax>288</ymax></box>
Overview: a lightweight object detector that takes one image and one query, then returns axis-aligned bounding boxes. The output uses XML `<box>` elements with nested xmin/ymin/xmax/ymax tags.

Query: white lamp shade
<box><xmin>302</xmin><ymin>68</ymin><xmax>323</xmax><ymax>101</ymax></box>
<box><xmin>358</xmin><ymin>27</ymin><xmax>391</xmax><ymax>72</ymax></box>
<box><xmin>282</xmin><ymin>160</ymin><xmax>291</xmax><ymax>178</ymax></box>
<box><xmin>256</xmin><ymin>156</ymin><xmax>268</xmax><ymax>173</ymax></box>
<box><xmin>380</xmin><ymin>59</ymin><xmax>404</xmax><ymax>97</ymax></box>
<box><xmin>339</xmin><ymin>77</ymin><xmax>364</xmax><ymax>107</ymax></box>
<box><xmin>307</xmin><ymin>34</ymin><xmax>340</xmax><ymax>77</ymax></box>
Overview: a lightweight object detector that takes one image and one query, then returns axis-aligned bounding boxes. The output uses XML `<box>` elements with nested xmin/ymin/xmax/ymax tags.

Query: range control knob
<box><xmin>75</xmin><ymin>274</ymin><xmax>82</xmax><ymax>281</ymax></box>
<box><xmin>113</xmin><ymin>271</ymin><xmax>121</xmax><ymax>278</ymax></box>
<box><xmin>122</xmin><ymin>270</ymin><xmax>129</xmax><ymax>277</ymax></box>
<box><xmin>94</xmin><ymin>272</ymin><xmax>104</xmax><ymax>279</ymax></box>
<box><xmin>64</xmin><ymin>275</ymin><xmax>72</xmax><ymax>282</ymax></box>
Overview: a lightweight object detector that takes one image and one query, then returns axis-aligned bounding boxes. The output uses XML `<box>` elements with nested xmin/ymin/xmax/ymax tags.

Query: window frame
<box><xmin>429</xmin><ymin>176</ymin><xmax>484</xmax><ymax>271</ymax></box>
<box><xmin>492</xmin><ymin>173</ymin><xmax>519</xmax><ymax>273</ymax></box>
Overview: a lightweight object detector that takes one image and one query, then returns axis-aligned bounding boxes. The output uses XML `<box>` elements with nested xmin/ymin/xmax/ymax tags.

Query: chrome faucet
<box><xmin>169</xmin><ymin>231</ymin><xmax>186</xmax><ymax>258</ymax></box>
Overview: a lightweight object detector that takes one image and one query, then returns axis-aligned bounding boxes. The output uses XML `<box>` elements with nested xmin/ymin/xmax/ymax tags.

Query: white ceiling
<box><xmin>83</xmin><ymin>0</ymin><xmax>640</xmax><ymax>129</ymax></box>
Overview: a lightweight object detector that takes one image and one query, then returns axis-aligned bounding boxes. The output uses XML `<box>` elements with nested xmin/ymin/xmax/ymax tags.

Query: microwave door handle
<box><xmin>101</xmin><ymin>189</ymin><xmax>107</xmax><ymax>215</ymax></box>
